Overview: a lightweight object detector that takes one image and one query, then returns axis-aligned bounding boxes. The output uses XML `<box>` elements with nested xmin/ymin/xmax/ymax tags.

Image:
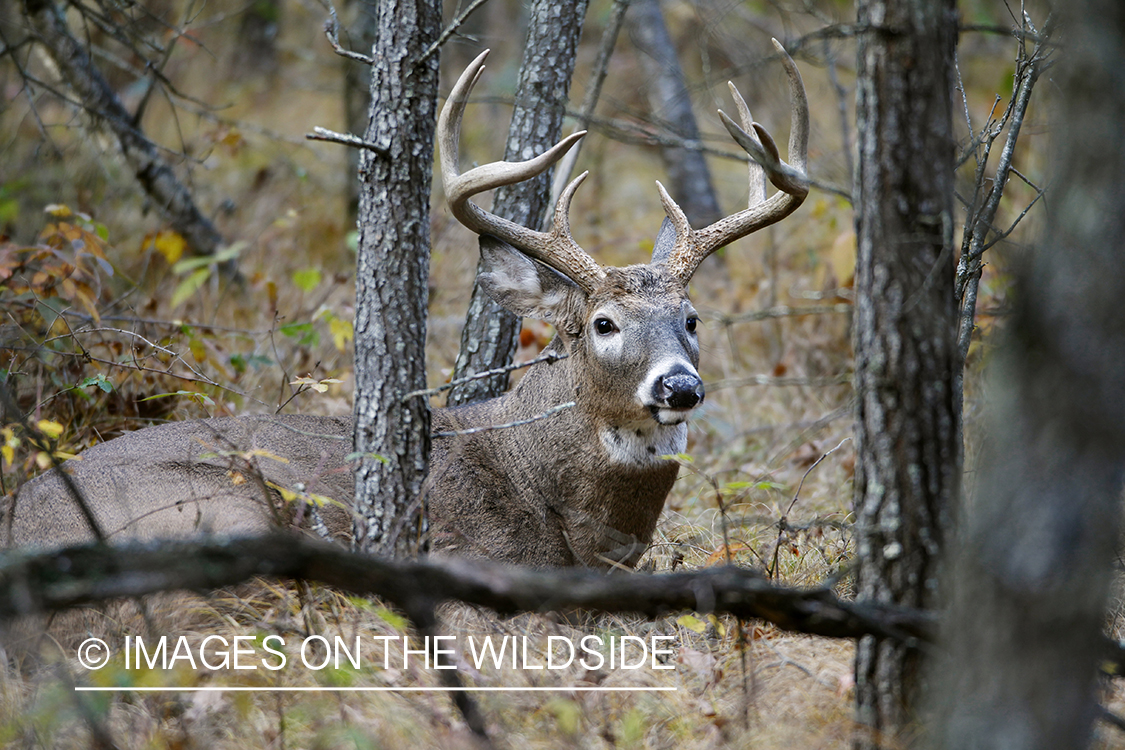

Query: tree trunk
<box><xmin>851</xmin><ymin>0</ymin><xmax>959</xmax><ymax>743</ymax></box>
<box><xmin>932</xmin><ymin>5</ymin><xmax>1125</xmax><ymax>747</ymax></box>
<box><xmin>446</xmin><ymin>0</ymin><xmax>590</xmax><ymax>406</ymax></box>
<box><xmin>21</xmin><ymin>0</ymin><xmax>224</xmax><ymax>256</ymax></box>
<box><xmin>628</xmin><ymin>0</ymin><xmax>722</xmax><ymax>228</ymax></box>
<box><xmin>351</xmin><ymin>0</ymin><xmax>440</xmax><ymax>556</ymax></box>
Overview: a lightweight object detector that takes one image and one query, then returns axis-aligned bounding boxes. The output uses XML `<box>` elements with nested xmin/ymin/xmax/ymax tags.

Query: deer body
<box><xmin>4</xmin><ymin>43</ymin><xmax>809</xmax><ymax>568</ymax></box>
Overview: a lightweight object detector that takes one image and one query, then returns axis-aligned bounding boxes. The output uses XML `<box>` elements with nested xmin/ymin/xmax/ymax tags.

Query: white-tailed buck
<box><xmin>3</xmin><ymin>42</ymin><xmax>808</xmax><ymax>568</ymax></box>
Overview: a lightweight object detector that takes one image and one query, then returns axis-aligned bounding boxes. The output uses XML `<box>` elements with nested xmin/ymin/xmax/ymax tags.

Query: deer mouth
<box><xmin>648</xmin><ymin>404</ymin><xmax>699</xmax><ymax>426</ymax></box>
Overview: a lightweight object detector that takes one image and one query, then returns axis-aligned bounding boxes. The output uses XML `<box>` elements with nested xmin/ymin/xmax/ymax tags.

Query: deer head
<box><xmin>437</xmin><ymin>43</ymin><xmax>809</xmax><ymax>448</ymax></box>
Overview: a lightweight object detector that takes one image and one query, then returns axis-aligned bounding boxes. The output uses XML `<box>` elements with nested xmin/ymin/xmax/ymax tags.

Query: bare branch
<box><xmin>403</xmin><ymin>349</ymin><xmax>568</xmax><ymax>402</ymax></box>
<box><xmin>710</xmin><ymin>303</ymin><xmax>852</xmax><ymax>325</ymax></box>
<box><xmin>433</xmin><ymin>401</ymin><xmax>576</xmax><ymax>438</ymax></box>
<box><xmin>419</xmin><ymin>0</ymin><xmax>493</xmax><ymax>63</ymax></box>
<box><xmin>305</xmin><ymin>126</ymin><xmax>389</xmax><ymax>155</ymax></box>
<box><xmin>323</xmin><ymin>5</ymin><xmax>374</xmax><ymax>65</ymax></box>
<box><xmin>0</xmin><ymin>534</ymin><xmax>935</xmax><ymax>644</ymax></box>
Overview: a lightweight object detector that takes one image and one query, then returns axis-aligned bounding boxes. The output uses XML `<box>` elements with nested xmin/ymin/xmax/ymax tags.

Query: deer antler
<box><xmin>438</xmin><ymin>50</ymin><xmax>607</xmax><ymax>294</ymax></box>
<box><xmin>657</xmin><ymin>39</ymin><xmax>810</xmax><ymax>286</ymax></box>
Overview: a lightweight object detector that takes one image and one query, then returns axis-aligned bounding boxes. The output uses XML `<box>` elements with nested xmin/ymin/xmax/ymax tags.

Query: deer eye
<box><xmin>594</xmin><ymin>318</ymin><xmax>618</xmax><ymax>335</ymax></box>
<box><xmin>686</xmin><ymin>316</ymin><xmax>698</xmax><ymax>334</ymax></box>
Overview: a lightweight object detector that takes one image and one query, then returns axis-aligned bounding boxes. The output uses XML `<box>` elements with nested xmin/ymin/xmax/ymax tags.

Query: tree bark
<box><xmin>628</xmin><ymin>0</ymin><xmax>722</xmax><ymax>228</ymax></box>
<box><xmin>351</xmin><ymin>0</ymin><xmax>440</xmax><ymax>556</ymax></box>
<box><xmin>446</xmin><ymin>0</ymin><xmax>590</xmax><ymax>406</ymax></box>
<box><xmin>932</xmin><ymin>5</ymin><xmax>1125</xmax><ymax>747</ymax></box>
<box><xmin>21</xmin><ymin>0</ymin><xmax>224</xmax><ymax>256</ymax></box>
<box><xmin>851</xmin><ymin>0</ymin><xmax>959</xmax><ymax>743</ymax></box>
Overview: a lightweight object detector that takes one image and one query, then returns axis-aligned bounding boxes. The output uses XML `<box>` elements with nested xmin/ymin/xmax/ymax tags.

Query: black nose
<box><xmin>655</xmin><ymin>370</ymin><xmax>704</xmax><ymax>410</ymax></box>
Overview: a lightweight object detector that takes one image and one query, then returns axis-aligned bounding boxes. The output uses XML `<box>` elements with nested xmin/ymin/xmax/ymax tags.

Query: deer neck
<box><xmin>506</xmin><ymin>339</ymin><xmax>684</xmax><ymax>566</ymax></box>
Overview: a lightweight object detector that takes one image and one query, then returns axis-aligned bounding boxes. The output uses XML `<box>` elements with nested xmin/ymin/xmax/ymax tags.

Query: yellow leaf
<box><xmin>35</xmin><ymin>451</ymin><xmax>52</xmax><ymax>470</ymax></box>
<box><xmin>153</xmin><ymin>230</ymin><xmax>187</xmax><ymax>264</ymax></box>
<box><xmin>188</xmin><ymin>337</ymin><xmax>206</xmax><ymax>363</ymax></box>
<box><xmin>330</xmin><ymin>318</ymin><xmax>354</xmax><ymax>352</ymax></box>
<box><xmin>171</xmin><ymin>267</ymin><xmax>211</xmax><ymax>308</ymax></box>
<box><xmin>44</xmin><ymin>204</ymin><xmax>72</xmax><ymax>218</ymax></box>
<box><xmin>1</xmin><ymin>427</ymin><xmax>15</xmax><ymax>466</ymax></box>
<box><xmin>37</xmin><ymin>419</ymin><xmax>64</xmax><ymax>439</ymax></box>
<box><xmin>677</xmin><ymin>614</ymin><xmax>707</xmax><ymax>634</ymax></box>
<box><xmin>265</xmin><ymin>481</ymin><xmax>297</xmax><ymax>502</ymax></box>
<box><xmin>242</xmin><ymin>448</ymin><xmax>288</xmax><ymax>464</ymax></box>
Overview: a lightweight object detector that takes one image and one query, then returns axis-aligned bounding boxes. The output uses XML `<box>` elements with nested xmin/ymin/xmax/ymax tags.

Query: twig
<box><xmin>403</xmin><ymin>350</ymin><xmax>568</xmax><ymax>402</ymax></box>
<box><xmin>710</xmin><ymin>303</ymin><xmax>852</xmax><ymax>325</ymax></box>
<box><xmin>956</xmin><ymin>14</ymin><xmax>1054</xmax><ymax>366</ymax></box>
<box><xmin>305</xmin><ymin>126</ymin><xmax>388</xmax><ymax>155</ymax></box>
<box><xmin>548</xmin><ymin>0</ymin><xmax>632</xmax><ymax>210</ymax></box>
<box><xmin>419</xmin><ymin>0</ymin><xmax>493</xmax><ymax>63</ymax></box>
<box><xmin>322</xmin><ymin>5</ymin><xmax>374</xmax><ymax>65</ymax></box>
<box><xmin>433</xmin><ymin>402</ymin><xmax>576</xmax><ymax>438</ymax></box>
<box><xmin>768</xmin><ymin>438</ymin><xmax>851</xmax><ymax>580</ymax></box>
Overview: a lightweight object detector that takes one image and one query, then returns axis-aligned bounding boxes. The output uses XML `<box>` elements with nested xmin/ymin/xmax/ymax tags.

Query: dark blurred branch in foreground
<box><xmin>0</xmin><ymin>534</ymin><xmax>930</xmax><ymax>642</ymax></box>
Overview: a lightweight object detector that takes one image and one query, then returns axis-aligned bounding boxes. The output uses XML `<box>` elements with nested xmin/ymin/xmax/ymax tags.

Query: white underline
<box><xmin>74</xmin><ymin>686</ymin><xmax>677</xmax><ymax>693</ymax></box>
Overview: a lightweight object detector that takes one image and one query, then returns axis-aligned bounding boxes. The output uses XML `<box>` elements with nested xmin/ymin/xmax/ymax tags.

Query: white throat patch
<box><xmin>599</xmin><ymin>423</ymin><xmax>687</xmax><ymax>467</ymax></box>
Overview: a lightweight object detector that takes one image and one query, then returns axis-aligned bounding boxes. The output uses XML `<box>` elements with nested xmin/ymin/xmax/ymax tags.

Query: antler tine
<box><xmin>725</xmin><ymin>82</ymin><xmax>768</xmax><ymax>206</ymax></box>
<box><xmin>659</xmin><ymin>39</ymin><xmax>810</xmax><ymax>286</ymax></box>
<box><xmin>438</xmin><ymin>50</ymin><xmax>606</xmax><ymax>293</ymax></box>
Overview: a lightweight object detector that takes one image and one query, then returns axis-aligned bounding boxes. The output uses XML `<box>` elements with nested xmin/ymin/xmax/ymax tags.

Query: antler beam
<box><xmin>658</xmin><ymin>39</ymin><xmax>810</xmax><ymax>286</ymax></box>
<box><xmin>438</xmin><ymin>50</ymin><xmax>606</xmax><ymax>293</ymax></box>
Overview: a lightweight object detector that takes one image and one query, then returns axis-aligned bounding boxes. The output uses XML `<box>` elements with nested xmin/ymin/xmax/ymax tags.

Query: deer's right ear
<box><xmin>478</xmin><ymin>236</ymin><xmax>585</xmax><ymax>331</ymax></box>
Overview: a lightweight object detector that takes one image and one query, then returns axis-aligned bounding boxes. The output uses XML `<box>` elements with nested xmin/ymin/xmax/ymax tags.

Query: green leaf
<box><xmin>292</xmin><ymin>267</ymin><xmax>322</xmax><ymax>292</ymax></box>
<box><xmin>77</xmin><ymin>374</ymin><xmax>114</xmax><ymax>393</ymax></box>
<box><xmin>171</xmin><ymin>267</ymin><xmax>211</xmax><ymax>307</ymax></box>
<box><xmin>171</xmin><ymin>241</ymin><xmax>246</xmax><ymax>274</ymax></box>
<box><xmin>279</xmin><ymin>321</ymin><xmax>319</xmax><ymax>347</ymax></box>
<box><xmin>376</xmin><ymin>607</ymin><xmax>410</xmax><ymax>632</ymax></box>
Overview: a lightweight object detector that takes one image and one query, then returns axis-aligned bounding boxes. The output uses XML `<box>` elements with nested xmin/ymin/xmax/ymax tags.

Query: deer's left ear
<box><xmin>478</xmin><ymin>236</ymin><xmax>586</xmax><ymax>335</ymax></box>
<box><xmin>650</xmin><ymin>217</ymin><xmax>679</xmax><ymax>266</ymax></box>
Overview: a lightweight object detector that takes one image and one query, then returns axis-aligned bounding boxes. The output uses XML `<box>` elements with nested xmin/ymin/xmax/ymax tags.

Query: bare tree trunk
<box><xmin>628</xmin><ymin>0</ymin><xmax>722</xmax><ymax>228</ymax></box>
<box><xmin>342</xmin><ymin>0</ymin><xmax>378</xmax><ymax>227</ymax></box>
<box><xmin>21</xmin><ymin>0</ymin><xmax>224</xmax><ymax>256</ymax></box>
<box><xmin>932</xmin><ymin>5</ymin><xmax>1125</xmax><ymax>747</ymax></box>
<box><xmin>351</xmin><ymin>0</ymin><xmax>440</xmax><ymax>556</ymax></box>
<box><xmin>446</xmin><ymin>0</ymin><xmax>589</xmax><ymax>406</ymax></box>
<box><xmin>851</xmin><ymin>0</ymin><xmax>959</xmax><ymax>743</ymax></box>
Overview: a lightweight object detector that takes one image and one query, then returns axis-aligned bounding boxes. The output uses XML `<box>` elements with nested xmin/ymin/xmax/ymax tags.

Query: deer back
<box><xmin>4</xmin><ymin>415</ymin><xmax>354</xmax><ymax>549</ymax></box>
